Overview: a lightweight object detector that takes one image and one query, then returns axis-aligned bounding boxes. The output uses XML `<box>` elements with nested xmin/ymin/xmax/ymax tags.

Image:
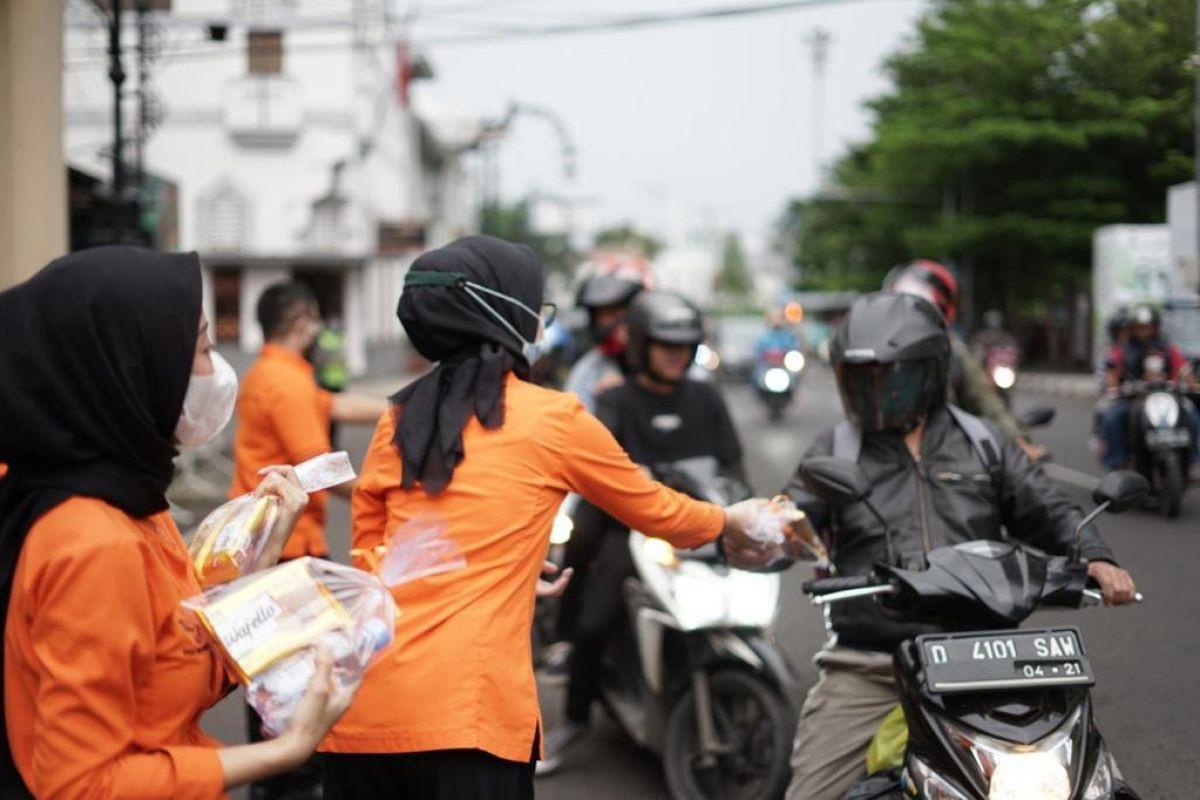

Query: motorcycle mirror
<box><xmin>1017</xmin><ymin>405</ymin><xmax>1056</xmax><ymax>429</ymax></box>
<box><xmin>1093</xmin><ymin>470</ymin><xmax>1149</xmax><ymax>514</ymax></box>
<box><xmin>799</xmin><ymin>456</ymin><xmax>871</xmax><ymax>507</ymax></box>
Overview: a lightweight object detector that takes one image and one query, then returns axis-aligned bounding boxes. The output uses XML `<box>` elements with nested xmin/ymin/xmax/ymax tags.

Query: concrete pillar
<box><xmin>0</xmin><ymin>0</ymin><xmax>66</xmax><ymax>289</ymax></box>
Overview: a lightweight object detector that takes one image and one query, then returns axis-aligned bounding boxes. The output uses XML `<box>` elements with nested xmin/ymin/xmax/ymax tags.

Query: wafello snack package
<box><xmin>187</xmin><ymin>452</ymin><xmax>356</xmax><ymax>587</ymax></box>
<box><xmin>745</xmin><ymin>496</ymin><xmax>830</xmax><ymax>569</ymax></box>
<box><xmin>183</xmin><ymin>516</ymin><xmax>467</xmax><ymax>736</ymax></box>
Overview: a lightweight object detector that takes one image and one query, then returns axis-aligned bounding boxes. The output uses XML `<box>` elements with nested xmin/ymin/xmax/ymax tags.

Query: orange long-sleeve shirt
<box><xmin>230</xmin><ymin>344</ymin><xmax>334</xmax><ymax>559</ymax></box>
<box><xmin>321</xmin><ymin>374</ymin><xmax>724</xmax><ymax>763</ymax></box>
<box><xmin>4</xmin><ymin>497</ymin><xmax>229</xmax><ymax>799</ymax></box>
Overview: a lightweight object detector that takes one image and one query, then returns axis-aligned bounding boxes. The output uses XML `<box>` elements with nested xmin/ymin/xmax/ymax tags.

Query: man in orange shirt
<box><xmin>230</xmin><ymin>281</ymin><xmax>385</xmax><ymax>799</ymax></box>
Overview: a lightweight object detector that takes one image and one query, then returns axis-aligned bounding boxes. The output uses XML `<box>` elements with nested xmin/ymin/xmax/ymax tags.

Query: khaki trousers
<box><xmin>785</xmin><ymin>645</ymin><xmax>899</xmax><ymax>800</ymax></box>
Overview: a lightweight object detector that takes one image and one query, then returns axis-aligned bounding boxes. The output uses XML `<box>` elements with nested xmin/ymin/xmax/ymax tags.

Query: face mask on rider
<box><xmin>175</xmin><ymin>349</ymin><xmax>239</xmax><ymax>447</ymax></box>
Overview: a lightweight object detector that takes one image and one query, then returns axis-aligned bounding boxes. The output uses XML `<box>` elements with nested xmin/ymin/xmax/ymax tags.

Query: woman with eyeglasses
<box><xmin>318</xmin><ymin>236</ymin><xmax>772</xmax><ymax>800</ymax></box>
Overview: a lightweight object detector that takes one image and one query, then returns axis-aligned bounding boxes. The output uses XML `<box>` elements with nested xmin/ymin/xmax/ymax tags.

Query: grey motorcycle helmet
<box><xmin>626</xmin><ymin>290</ymin><xmax>705</xmax><ymax>382</ymax></box>
<box><xmin>831</xmin><ymin>292</ymin><xmax>950</xmax><ymax>433</ymax></box>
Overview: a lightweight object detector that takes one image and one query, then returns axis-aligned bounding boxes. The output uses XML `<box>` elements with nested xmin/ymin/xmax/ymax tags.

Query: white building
<box><xmin>64</xmin><ymin>0</ymin><xmax>481</xmax><ymax>374</ymax></box>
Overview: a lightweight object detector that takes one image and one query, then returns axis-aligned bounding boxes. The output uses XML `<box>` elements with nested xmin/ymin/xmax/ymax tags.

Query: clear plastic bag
<box><xmin>747</xmin><ymin>496</ymin><xmax>830</xmax><ymax>567</ymax></box>
<box><xmin>183</xmin><ymin>515</ymin><xmax>467</xmax><ymax>737</ymax></box>
<box><xmin>183</xmin><ymin>557</ymin><xmax>395</xmax><ymax>737</ymax></box>
<box><xmin>187</xmin><ymin>452</ymin><xmax>357</xmax><ymax>587</ymax></box>
<box><xmin>350</xmin><ymin>514</ymin><xmax>468</xmax><ymax>588</ymax></box>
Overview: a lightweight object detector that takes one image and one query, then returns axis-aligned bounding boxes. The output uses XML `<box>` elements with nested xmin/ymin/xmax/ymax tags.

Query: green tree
<box><xmin>592</xmin><ymin>224</ymin><xmax>664</xmax><ymax>259</ymax></box>
<box><xmin>479</xmin><ymin>199</ymin><xmax>576</xmax><ymax>274</ymax></box>
<box><xmin>716</xmin><ymin>232</ymin><xmax>754</xmax><ymax>300</ymax></box>
<box><xmin>777</xmin><ymin>0</ymin><xmax>1195</xmax><ymax>314</ymax></box>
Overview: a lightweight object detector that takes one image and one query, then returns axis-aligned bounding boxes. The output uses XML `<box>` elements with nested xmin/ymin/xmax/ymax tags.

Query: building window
<box><xmin>248</xmin><ymin>30</ymin><xmax>283</xmax><ymax>75</ymax></box>
<box><xmin>199</xmin><ymin>180</ymin><xmax>249</xmax><ymax>252</ymax></box>
<box><xmin>212</xmin><ymin>268</ymin><xmax>242</xmax><ymax>344</ymax></box>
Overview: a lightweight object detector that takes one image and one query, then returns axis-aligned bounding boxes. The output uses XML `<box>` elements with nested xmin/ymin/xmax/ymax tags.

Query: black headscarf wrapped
<box><xmin>392</xmin><ymin>236</ymin><xmax>544</xmax><ymax>494</ymax></box>
<box><xmin>0</xmin><ymin>246</ymin><xmax>201</xmax><ymax>796</ymax></box>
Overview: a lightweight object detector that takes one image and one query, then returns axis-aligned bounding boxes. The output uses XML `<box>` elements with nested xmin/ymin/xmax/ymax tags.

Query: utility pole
<box><xmin>805</xmin><ymin>27</ymin><xmax>831</xmax><ymax>189</ymax></box>
<box><xmin>107</xmin><ymin>0</ymin><xmax>126</xmax><ymax>201</ymax></box>
<box><xmin>135</xmin><ymin>0</ymin><xmax>149</xmax><ymax>190</ymax></box>
<box><xmin>1194</xmin><ymin>0</ymin><xmax>1200</xmax><ymax>292</ymax></box>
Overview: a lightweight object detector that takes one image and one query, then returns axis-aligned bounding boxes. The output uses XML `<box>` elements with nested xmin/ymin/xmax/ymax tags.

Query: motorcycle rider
<box><xmin>539</xmin><ymin>290</ymin><xmax>747</xmax><ymax>776</ymax></box>
<box><xmin>969</xmin><ymin>309</ymin><xmax>1017</xmax><ymax>362</ymax></box>
<box><xmin>564</xmin><ymin>261</ymin><xmax>650</xmax><ymax>412</ymax></box>
<box><xmin>1098</xmin><ymin>304</ymin><xmax>1199</xmax><ymax>470</ymax></box>
<box><xmin>781</xmin><ymin>291</ymin><xmax>1137</xmax><ymax>800</ymax></box>
<box><xmin>884</xmin><ymin>260</ymin><xmax>1046</xmax><ymax>462</ymax></box>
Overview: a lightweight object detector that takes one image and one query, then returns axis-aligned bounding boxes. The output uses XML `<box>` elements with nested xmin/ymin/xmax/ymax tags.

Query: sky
<box><xmin>402</xmin><ymin>0</ymin><xmax>929</xmax><ymax>245</ymax></box>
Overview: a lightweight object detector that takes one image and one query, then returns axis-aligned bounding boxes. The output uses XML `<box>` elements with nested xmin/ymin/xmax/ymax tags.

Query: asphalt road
<box><xmin>201</xmin><ymin>365</ymin><xmax>1199</xmax><ymax>799</ymax></box>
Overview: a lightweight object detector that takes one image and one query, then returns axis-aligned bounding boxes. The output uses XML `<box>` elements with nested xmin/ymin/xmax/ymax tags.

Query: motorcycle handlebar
<box><xmin>802</xmin><ymin>575</ymin><xmax>874</xmax><ymax>596</ymax></box>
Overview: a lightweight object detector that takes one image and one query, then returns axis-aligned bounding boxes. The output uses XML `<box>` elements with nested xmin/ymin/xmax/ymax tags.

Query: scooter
<box><xmin>754</xmin><ymin>347</ymin><xmax>805</xmax><ymax>422</ymax></box>
<box><xmin>798</xmin><ymin>456</ymin><xmax>1147</xmax><ymax>800</ymax></box>
<box><xmin>602</xmin><ymin>456</ymin><xmax>799</xmax><ymax>800</ymax></box>
<box><xmin>1118</xmin><ymin>375</ymin><xmax>1194</xmax><ymax>518</ymax></box>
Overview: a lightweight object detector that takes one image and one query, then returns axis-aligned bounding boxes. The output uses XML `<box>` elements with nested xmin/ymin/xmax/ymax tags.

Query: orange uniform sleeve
<box><xmin>268</xmin><ymin>383</ymin><xmax>333</xmax><ymax>466</ymax></box>
<box><xmin>20</xmin><ymin>540</ymin><xmax>223</xmax><ymax>800</ymax></box>
<box><xmin>350</xmin><ymin>410</ymin><xmax>397</xmax><ymax>570</ymax></box>
<box><xmin>559</xmin><ymin>405</ymin><xmax>725</xmax><ymax>549</ymax></box>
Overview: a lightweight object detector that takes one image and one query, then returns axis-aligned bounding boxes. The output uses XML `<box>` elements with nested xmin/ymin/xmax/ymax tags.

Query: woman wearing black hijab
<box><xmin>322</xmin><ymin>236</ymin><xmax>772</xmax><ymax>800</ymax></box>
<box><xmin>0</xmin><ymin>247</ymin><xmax>357</xmax><ymax>799</ymax></box>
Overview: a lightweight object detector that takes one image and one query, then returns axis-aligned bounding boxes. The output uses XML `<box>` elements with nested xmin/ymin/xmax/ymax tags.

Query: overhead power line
<box><xmin>66</xmin><ymin>0</ymin><xmax>908</xmax><ymax>68</ymax></box>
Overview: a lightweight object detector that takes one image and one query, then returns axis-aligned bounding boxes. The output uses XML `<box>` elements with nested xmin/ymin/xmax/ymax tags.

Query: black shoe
<box><xmin>538</xmin><ymin>641</ymin><xmax>573</xmax><ymax>685</ymax></box>
<box><xmin>535</xmin><ymin>721</ymin><xmax>590</xmax><ymax>777</ymax></box>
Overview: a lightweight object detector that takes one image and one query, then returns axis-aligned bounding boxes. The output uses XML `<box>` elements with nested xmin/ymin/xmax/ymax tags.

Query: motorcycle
<box><xmin>797</xmin><ymin>455</ymin><xmax>1148</xmax><ymax>800</ymax></box>
<box><xmin>1117</xmin><ymin>372</ymin><xmax>1194</xmax><ymax>518</ymax></box>
<box><xmin>754</xmin><ymin>347</ymin><xmax>806</xmax><ymax>422</ymax></box>
<box><xmin>982</xmin><ymin>344</ymin><xmax>1019</xmax><ymax>409</ymax></box>
<box><xmin>602</xmin><ymin>456</ymin><xmax>799</xmax><ymax>800</ymax></box>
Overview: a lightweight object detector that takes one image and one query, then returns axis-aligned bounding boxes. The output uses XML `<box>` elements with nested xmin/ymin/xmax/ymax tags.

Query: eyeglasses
<box><xmin>540</xmin><ymin>302</ymin><xmax>558</xmax><ymax>328</ymax></box>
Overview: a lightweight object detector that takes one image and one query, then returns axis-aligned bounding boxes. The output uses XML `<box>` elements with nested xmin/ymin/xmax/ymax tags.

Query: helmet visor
<box><xmin>836</xmin><ymin>359</ymin><xmax>943</xmax><ymax>432</ymax></box>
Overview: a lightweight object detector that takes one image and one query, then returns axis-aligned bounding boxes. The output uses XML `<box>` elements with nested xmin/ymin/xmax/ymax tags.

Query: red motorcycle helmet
<box><xmin>882</xmin><ymin>260</ymin><xmax>960</xmax><ymax>324</ymax></box>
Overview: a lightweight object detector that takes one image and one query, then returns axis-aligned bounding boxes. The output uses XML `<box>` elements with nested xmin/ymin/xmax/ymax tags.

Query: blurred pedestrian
<box><xmin>0</xmin><ymin>247</ymin><xmax>355</xmax><ymax>799</ymax></box>
<box><xmin>230</xmin><ymin>281</ymin><xmax>386</xmax><ymax>799</ymax></box>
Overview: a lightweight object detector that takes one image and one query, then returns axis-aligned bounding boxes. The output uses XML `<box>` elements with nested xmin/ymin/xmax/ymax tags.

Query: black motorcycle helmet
<box><xmin>576</xmin><ymin>273</ymin><xmax>645</xmax><ymax>342</ymax></box>
<box><xmin>626</xmin><ymin>290</ymin><xmax>704</xmax><ymax>383</ymax></box>
<box><xmin>831</xmin><ymin>292</ymin><xmax>950</xmax><ymax>433</ymax></box>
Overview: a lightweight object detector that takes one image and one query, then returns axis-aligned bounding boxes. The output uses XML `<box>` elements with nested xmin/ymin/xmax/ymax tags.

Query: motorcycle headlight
<box><xmin>942</xmin><ymin>707</ymin><xmax>1082</xmax><ymax>800</ymax></box>
<box><xmin>642</xmin><ymin>537</ymin><xmax>677</xmax><ymax>568</ymax></box>
<box><xmin>695</xmin><ymin>343</ymin><xmax>721</xmax><ymax>371</ymax></box>
<box><xmin>1144</xmin><ymin>391</ymin><xmax>1180</xmax><ymax>428</ymax></box>
<box><xmin>785</xmin><ymin>350</ymin><xmax>806</xmax><ymax>373</ymax></box>
<box><xmin>992</xmin><ymin>365</ymin><xmax>1016</xmax><ymax>389</ymax></box>
<box><xmin>550</xmin><ymin>512</ymin><xmax>574</xmax><ymax>546</ymax></box>
<box><xmin>907</xmin><ymin>757</ymin><xmax>972</xmax><ymax>799</ymax></box>
<box><xmin>670</xmin><ymin>569</ymin><xmax>728</xmax><ymax>630</ymax></box>
<box><xmin>763</xmin><ymin>367</ymin><xmax>791</xmax><ymax>392</ymax></box>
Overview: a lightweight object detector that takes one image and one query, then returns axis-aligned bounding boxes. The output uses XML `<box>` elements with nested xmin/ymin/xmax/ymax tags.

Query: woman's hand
<box><xmin>221</xmin><ymin>648</ymin><xmax>360</xmax><ymax>787</ymax></box>
<box><xmin>277</xmin><ymin>648</ymin><xmax>361</xmax><ymax>767</ymax></box>
<box><xmin>250</xmin><ymin>465</ymin><xmax>308</xmax><ymax>571</ymax></box>
<box><xmin>719</xmin><ymin>499</ymin><xmax>779</xmax><ymax>570</ymax></box>
<box><xmin>536</xmin><ymin>561</ymin><xmax>573</xmax><ymax>599</ymax></box>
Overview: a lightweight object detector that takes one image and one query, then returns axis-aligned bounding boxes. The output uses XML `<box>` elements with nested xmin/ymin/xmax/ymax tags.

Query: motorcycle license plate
<box><xmin>1146</xmin><ymin>427</ymin><xmax>1190</xmax><ymax>450</ymax></box>
<box><xmin>917</xmin><ymin>628</ymin><xmax>1095</xmax><ymax>694</ymax></box>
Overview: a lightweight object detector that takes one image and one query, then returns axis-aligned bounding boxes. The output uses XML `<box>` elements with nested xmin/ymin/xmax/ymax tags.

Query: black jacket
<box><xmin>783</xmin><ymin>405</ymin><xmax>1115</xmax><ymax>652</ymax></box>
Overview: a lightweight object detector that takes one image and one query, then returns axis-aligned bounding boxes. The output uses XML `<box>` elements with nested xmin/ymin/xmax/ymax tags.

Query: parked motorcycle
<box><xmin>602</xmin><ymin>456</ymin><xmax>799</xmax><ymax>800</ymax></box>
<box><xmin>754</xmin><ymin>347</ymin><xmax>805</xmax><ymax>422</ymax></box>
<box><xmin>798</xmin><ymin>456</ymin><xmax>1147</xmax><ymax>800</ymax></box>
<box><xmin>1117</xmin><ymin>375</ymin><xmax>1194</xmax><ymax>518</ymax></box>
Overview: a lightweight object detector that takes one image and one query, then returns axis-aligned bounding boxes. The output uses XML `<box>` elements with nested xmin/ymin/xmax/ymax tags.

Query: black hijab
<box><xmin>392</xmin><ymin>236</ymin><xmax>544</xmax><ymax>494</ymax></box>
<box><xmin>0</xmin><ymin>246</ymin><xmax>201</xmax><ymax>796</ymax></box>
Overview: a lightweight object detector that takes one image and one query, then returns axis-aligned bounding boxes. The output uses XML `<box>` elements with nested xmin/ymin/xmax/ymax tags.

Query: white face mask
<box><xmin>175</xmin><ymin>350</ymin><xmax>239</xmax><ymax>447</ymax></box>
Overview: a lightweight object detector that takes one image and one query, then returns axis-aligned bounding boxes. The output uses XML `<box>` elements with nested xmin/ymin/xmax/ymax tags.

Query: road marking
<box><xmin>1043</xmin><ymin>462</ymin><xmax>1100</xmax><ymax>491</ymax></box>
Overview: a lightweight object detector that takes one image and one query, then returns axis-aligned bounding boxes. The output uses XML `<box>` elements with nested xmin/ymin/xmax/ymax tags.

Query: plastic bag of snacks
<box><xmin>184</xmin><ymin>557</ymin><xmax>393</xmax><ymax>736</ymax></box>
<box><xmin>746</xmin><ymin>496</ymin><xmax>830</xmax><ymax>569</ymax></box>
<box><xmin>187</xmin><ymin>452</ymin><xmax>356</xmax><ymax>587</ymax></box>
<box><xmin>184</xmin><ymin>517</ymin><xmax>467</xmax><ymax>736</ymax></box>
